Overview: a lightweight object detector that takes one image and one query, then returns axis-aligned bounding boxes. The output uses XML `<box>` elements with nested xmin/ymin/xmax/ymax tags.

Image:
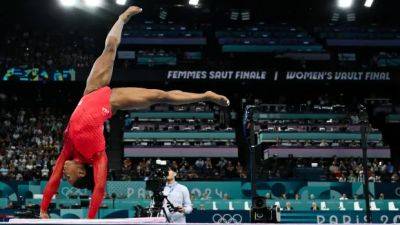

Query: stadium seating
<box><xmin>123</xmin><ymin>103</ymin><xmax>237</xmax><ymax>158</ymax></box>
<box><xmin>316</xmin><ymin>25</ymin><xmax>400</xmax><ymax>47</ymax></box>
<box><xmin>216</xmin><ymin>23</ymin><xmax>325</xmax><ymax>53</ymax></box>
<box><xmin>122</xmin><ymin>22</ymin><xmax>206</xmax><ymax>45</ymax></box>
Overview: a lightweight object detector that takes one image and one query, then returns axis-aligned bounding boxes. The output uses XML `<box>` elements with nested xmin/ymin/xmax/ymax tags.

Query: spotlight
<box><xmin>337</xmin><ymin>0</ymin><xmax>353</xmax><ymax>9</ymax></box>
<box><xmin>84</xmin><ymin>0</ymin><xmax>102</xmax><ymax>7</ymax></box>
<box><xmin>59</xmin><ymin>0</ymin><xmax>76</xmax><ymax>7</ymax></box>
<box><xmin>116</xmin><ymin>0</ymin><xmax>127</xmax><ymax>5</ymax></box>
<box><xmin>188</xmin><ymin>0</ymin><xmax>199</xmax><ymax>6</ymax></box>
<box><xmin>364</xmin><ymin>0</ymin><xmax>374</xmax><ymax>7</ymax></box>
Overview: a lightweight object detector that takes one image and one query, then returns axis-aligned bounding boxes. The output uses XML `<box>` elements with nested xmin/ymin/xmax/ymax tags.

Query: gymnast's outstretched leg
<box><xmin>83</xmin><ymin>6</ymin><xmax>142</xmax><ymax>95</ymax></box>
<box><xmin>110</xmin><ymin>88</ymin><xmax>230</xmax><ymax>112</ymax></box>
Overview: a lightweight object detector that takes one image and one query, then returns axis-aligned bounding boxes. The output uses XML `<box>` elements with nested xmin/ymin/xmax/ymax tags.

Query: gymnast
<box><xmin>40</xmin><ymin>6</ymin><xmax>229</xmax><ymax>219</ymax></box>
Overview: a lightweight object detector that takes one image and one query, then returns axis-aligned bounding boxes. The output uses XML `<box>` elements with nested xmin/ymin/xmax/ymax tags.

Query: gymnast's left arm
<box><xmin>40</xmin><ymin>144</ymin><xmax>72</xmax><ymax>218</ymax></box>
<box><xmin>87</xmin><ymin>151</ymin><xmax>108</xmax><ymax>219</ymax></box>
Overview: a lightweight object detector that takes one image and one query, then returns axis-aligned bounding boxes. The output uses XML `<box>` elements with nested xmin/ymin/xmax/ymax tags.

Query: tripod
<box><xmin>149</xmin><ymin>192</ymin><xmax>178</xmax><ymax>223</ymax></box>
<box><xmin>359</xmin><ymin>104</ymin><xmax>372</xmax><ymax>223</ymax></box>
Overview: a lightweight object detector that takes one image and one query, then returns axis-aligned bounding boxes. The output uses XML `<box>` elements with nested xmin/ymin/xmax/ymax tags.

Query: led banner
<box><xmin>283</xmin><ymin>71</ymin><xmax>391</xmax><ymax>81</ymax></box>
<box><xmin>165</xmin><ymin>70</ymin><xmax>392</xmax><ymax>81</ymax></box>
<box><xmin>166</xmin><ymin>70</ymin><xmax>268</xmax><ymax>80</ymax></box>
<box><xmin>281</xmin><ymin>211</ymin><xmax>400</xmax><ymax>224</ymax></box>
<box><xmin>113</xmin><ymin>69</ymin><xmax>395</xmax><ymax>82</ymax></box>
<box><xmin>2</xmin><ymin>67</ymin><xmax>76</xmax><ymax>81</ymax></box>
<box><xmin>3</xmin><ymin>181</ymin><xmax>400</xmax><ymax>201</ymax></box>
<box><xmin>1</xmin><ymin>67</ymin><xmax>396</xmax><ymax>83</ymax></box>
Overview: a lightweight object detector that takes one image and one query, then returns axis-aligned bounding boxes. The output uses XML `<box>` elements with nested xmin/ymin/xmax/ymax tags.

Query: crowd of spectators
<box><xmin>125</xmin><ymin>103</ymin><xmax>229</xmax><ymax>129</ymax></box>
<box><xmin>270</xmin><ymin>140</ymin><xmax>384</xmax><ymax>148</ymax></box>
<box><xmin>124</xmin><ymin>103</ymin><xmax>234</xmax><ymax>148</ymax></box>
<box><xmin>1</xmin><ymin>22</ymin><xmax>400</xmax><ymax>73</ymax></box>
<box><xmin>1</xmin><ymin>25</ymin><xmax>97</xmax><ymax>70</ymax></box>
<box><xmin>264</xmin><ymin>192</ymin><xmax>387</xmax><ymax>206</ymax></box>
<box><xmin>259</xmin><ymin>156</ymin><xmax>399</xmax><ymax>183</ymax></box>
<box><xmin>0</xmin><ymin>93</ymin><xmax>397</xmax><ymax>183</ymax></box>
<box><xmin>252</xmin><ymin>101</ymin><xmax>386</xmax><ymax>150</ymax></box>
<box><xmin>0</xmin><ymin>108</ymin><xmax>67</xmax><ymax>181</ymax></box>
<box><xmin>252</xmin><ymin>96</ymin><xmax>358</xmax><ymax>114</ymax></box>
<box><xmin>258</xmin><ymin>123</ymin><xmax>362</xmax><ymax>132</ymax></box>
<box><xmin>121</xmin><ymin>157</ymin><xmax>247</xmax><ymax>180</ymax></box>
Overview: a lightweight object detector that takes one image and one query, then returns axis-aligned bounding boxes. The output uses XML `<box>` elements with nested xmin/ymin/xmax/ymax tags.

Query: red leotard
<box><xmin>41</xmin><ymin>87</ymin><xmax>112</xmax><ymax>219</ymax></box>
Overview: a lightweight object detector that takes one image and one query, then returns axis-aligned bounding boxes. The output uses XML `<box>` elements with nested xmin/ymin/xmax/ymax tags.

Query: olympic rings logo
<box><xmin>212</xmin><ymin>214</ymin><xmax>243</xmax><ymax>223</ymax></box>
<box><xmin>61</xmin><ymin>187</ymin><xmax>87</xmax><ymax>197</ymax></box>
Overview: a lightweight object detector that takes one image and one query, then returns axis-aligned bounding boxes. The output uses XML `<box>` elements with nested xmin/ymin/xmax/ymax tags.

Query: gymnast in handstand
<box><xmin>40</xmin><ymin>6</ymin><xmax>229</xmax><ymax>219</ymax></box>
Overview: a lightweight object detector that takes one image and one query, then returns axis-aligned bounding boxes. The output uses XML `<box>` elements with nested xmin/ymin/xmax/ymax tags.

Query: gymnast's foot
<box><xmin>119</xmin><ymin>6</ymin><xmax>142</xmax><ymax>23</ymax></box>
<box><xmin>206</xmin><ymin>91</ymin><xmax>230</xmax><ymax>107</ymax></box>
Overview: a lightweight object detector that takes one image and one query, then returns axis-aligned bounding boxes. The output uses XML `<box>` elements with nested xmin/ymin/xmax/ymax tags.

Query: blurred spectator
<box><xmin>310</xmin><ymin>202</ymin><xmax>319</xmax><ymax>211</ymax></box>
<box><xmin>284</xmin><ymin>202</ymin><xmax>293</xmax><ymax>211</ymax></box>
<box><xmin>281</xmin><ymin>193</ymin><xmax>287</xmax><ymax>200</ymax></box>
<box><xmin>265</xmin><ymin>193</ymin><xmax>272</xmax><ymax>200</ymax></box>
<box><xmin>379</xmin><ymin>193</ymin><xmax>385</xmax><ymax>200</ymax></box>
<box><xmin>223</xmin><ymin>194</ymin><xmax>230</xmax><ymax>200</ymax></box>
<box><xmin>187</xmin><ymin>166</ymin><xmax>199</xmax><ymax>179</ymax></box>
<box><xmin>339</xmin><ymin>194</ymin><xmax>348</xmax><ymax>200</ymax></box>
<box><xmin>200</xmin><ymin>192</ymin><xmax>210</xmax><ymax>200</ymax></box>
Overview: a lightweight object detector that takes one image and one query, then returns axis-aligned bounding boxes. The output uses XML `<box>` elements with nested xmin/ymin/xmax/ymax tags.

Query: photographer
<box><xmin>160</xmin><ymin>166</ymin><xmax>193</xmax><ymax>223</ymax></box>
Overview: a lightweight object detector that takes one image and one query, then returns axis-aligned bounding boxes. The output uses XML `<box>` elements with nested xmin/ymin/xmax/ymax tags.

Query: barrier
<box><xmin>6</xmin><ymin>218</ymin><xmax>165</xmax><ymax>224</ymax></box>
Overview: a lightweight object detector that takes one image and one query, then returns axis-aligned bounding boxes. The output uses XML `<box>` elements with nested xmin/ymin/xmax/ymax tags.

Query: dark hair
<box><xmin>72</xmin><ymin>164</ymin><xmax>94</xmax><ymax>191</ymax></box>
<box><xmin>169</xmin><ymin>165</ymin><xmax>178</xmax><ymax>173</ymax></box>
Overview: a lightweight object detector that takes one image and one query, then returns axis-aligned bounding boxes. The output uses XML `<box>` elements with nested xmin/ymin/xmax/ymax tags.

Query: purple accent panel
<box><xmin>124</xmin><ymin>147</ymin><xmax>238</xmax><ymax>158</ymax></box>
<box><xmin>265</xmin><ymin>147</ymin><xmax>390</xmax><ymax>158</ymax></box>
<box><xmin>327</xmin><ymin>39</ymin><xmax>400</xmax><ymax>47</ymax></box>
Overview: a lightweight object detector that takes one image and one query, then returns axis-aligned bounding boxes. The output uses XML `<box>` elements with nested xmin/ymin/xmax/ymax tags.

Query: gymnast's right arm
<box><xmin>40</xmin><ymin>147</ymin><xmax>71</xmax><ymax>218</ymax></box>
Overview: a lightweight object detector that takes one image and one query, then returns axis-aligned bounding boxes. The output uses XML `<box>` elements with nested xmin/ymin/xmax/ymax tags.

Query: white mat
<box><xmin>7</xmin><ymin>218</ymin><xmax>166</xmax><ymax>224</ymax></box>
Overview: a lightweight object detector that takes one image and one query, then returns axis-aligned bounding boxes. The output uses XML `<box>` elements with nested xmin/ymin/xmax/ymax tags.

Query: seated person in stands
<box><xmin>379</xmin><ymin>193</ymin><xmax>385</xmax><ymax>200</ymax></box>
<box><xmin>283</xmin><ymin>202</ymin><xmax>294</xmax><ymax>211</ymax></box>
<box><xmin>310</xmin><ymin>202</ymin><xmax>320</xmax><ymax>211</ymax></box>
<box><xmin>339</xmin><ymin>193</ymin><xmax>348</xmax><ymax>200</ymax></box>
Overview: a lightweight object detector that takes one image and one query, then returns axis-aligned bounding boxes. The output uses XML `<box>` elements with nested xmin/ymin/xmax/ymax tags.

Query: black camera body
<box><xmin>145</xmin><ymin>161</ymin><xmax>170</xmax><ymax>210</ymax></box>
<box><xmin>140</xmin><ymin>160</ymin><xmax>177</xmax><ymax>222</ymax></box>
<box><xmin>145</xmin><ymin>162</ymin><xmax>169</xmax><ymax>193</ymax></box>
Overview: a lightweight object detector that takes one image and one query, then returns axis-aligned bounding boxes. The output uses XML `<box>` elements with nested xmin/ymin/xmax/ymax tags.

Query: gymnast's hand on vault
<box><xmin>40</xmin><ymin>210</ymin><xmax>49</xmax><ymax>219</ymax></box>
